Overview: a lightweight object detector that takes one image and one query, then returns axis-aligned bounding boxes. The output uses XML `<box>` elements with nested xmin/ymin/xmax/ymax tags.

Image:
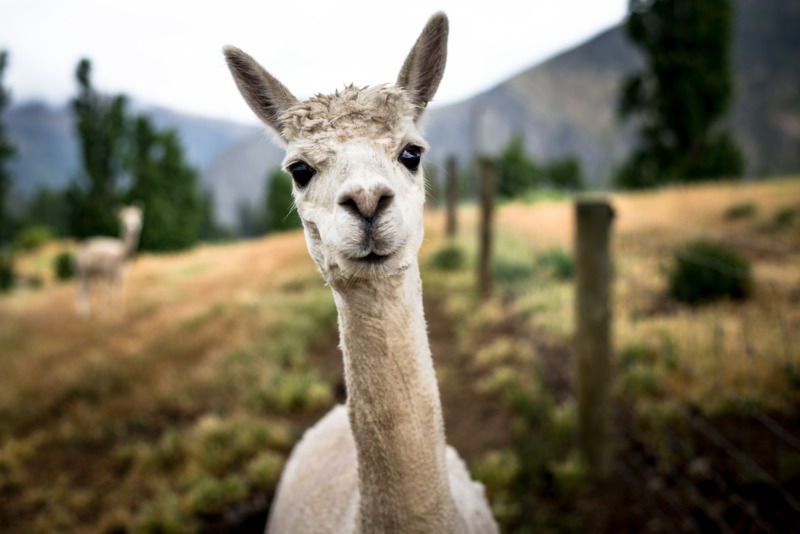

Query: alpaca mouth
<box><xmin>356</xmin><ymin>251</ymin><xmax>391</xmax><ymax>264</ymax></box>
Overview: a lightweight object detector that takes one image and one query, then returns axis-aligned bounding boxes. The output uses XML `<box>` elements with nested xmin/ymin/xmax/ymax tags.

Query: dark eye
<box><xmin>288</xmin><ymin>161</ymin><xmax>316</xmax><ymax>188</ymax></box>
<box><xmin>399</xmin><ymin>145</ymin><xmax>421</xmax><ymax>172</ymax></box>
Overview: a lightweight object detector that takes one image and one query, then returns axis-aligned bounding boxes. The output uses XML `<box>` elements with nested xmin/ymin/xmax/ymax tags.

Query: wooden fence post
<box><xmin>446</xmin><ymin>155</ymin><xmax>458</xmax><ymax>238</ymax></box>
<box><xmin>477</xmin><ymin>156</ymin><xmax>497</xmax><ymax>299</ymax></box>
<box><xmin>575</xmin><ymin>198</ymin><xmax>615</xmax><ymax>480</ymax></box>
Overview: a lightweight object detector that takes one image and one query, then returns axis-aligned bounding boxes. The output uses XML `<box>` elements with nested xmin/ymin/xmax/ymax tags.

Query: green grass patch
<box><xmin>723</xmin><ymin>201</ymin><xmax>757</xmax><ymax>220</ymax></box>
<box><xmin>667</xmin><ymin>239</ymin><xmax>751</xmax><ymax>304</ymax></box>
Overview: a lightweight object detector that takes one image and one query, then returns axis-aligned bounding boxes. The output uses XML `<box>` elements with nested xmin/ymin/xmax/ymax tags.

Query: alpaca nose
<box><xmin>338</xmin><ymin>184</ymin><xmax>395</xmax><ymax>224</ymax></box>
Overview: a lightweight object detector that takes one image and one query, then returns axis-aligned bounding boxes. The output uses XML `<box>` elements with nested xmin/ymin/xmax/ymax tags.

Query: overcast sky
<box><xmin>0</xmin><ymin>0</ymin><xmax>627</xmax><ymax>125</ymax></box>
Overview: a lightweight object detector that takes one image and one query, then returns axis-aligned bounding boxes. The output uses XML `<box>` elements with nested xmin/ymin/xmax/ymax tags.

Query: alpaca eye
<box><xmin>399</xmin><ymin>145</ymin><xmax>421</xmax><ymax>172</ymax></box>
<box><xmin>289</xmin><ymin>161</ymin><xmax>316</xmax><ymax>188</ymax></box>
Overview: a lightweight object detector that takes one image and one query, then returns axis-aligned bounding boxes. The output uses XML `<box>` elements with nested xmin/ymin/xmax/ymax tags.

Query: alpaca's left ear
<box><xmin>396</xmin><ymin>12</ymin><xmax>448</xmax><ymax>120</ymax></box>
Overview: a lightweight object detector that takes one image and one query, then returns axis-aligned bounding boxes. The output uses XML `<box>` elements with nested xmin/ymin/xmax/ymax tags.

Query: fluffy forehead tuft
<box><xmin>279</xmin><ymin>85</ymin><xmax>419</xmax><ymax>149</ymax></box>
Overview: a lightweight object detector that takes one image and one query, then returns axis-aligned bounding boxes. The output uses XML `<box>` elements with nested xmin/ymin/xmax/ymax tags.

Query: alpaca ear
<box><xmin>223</xmin><ymin>46</ymin><xmax>298</xmax><ymax>139</ymax></box>
<box><xmin>396</xmin><ymin>12</ymin><xmax>449</xmax><ymax>120</ymax></box>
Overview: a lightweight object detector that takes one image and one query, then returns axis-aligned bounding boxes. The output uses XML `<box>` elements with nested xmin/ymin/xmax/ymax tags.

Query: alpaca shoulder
<box><xmin>446</xmin><ymin>446</ymin><xmax>500</xmax><ymax>534</ymax></box>
<box><xmin>266</xmin><ymin>404</ymin><xmax>359</xmax><ymax>534</ymax></box>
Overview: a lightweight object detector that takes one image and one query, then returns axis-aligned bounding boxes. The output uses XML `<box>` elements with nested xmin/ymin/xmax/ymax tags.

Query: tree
<box><xmin>544</xmin><ymin>155</ymin><xmax>584</xmax><ymax>191</ymax></box>
<box><xmin>616</xmin><ymin>0</ymin><xmax>744</xmax><ymax>189</ymax></box>
<box><xmin>0</xmin><ymin>51</ymin><xmax>16</xmax><ymax>245</ymax></box>
<box><xmin>264</xmin><ymin>168</ymin><xmax>301</xmax><ymax>233</ymax></box>
<box><xmin>497</xmin><ymin>134</ymin><xmax>537</xmax><ymax>199</ymax></box>
<box><xmin>127</xmin><ymin>115</ymin><xmax>204</xmax><ymax>251</ymax></box>
<box><xmin>66</xmin><ymin>58</ymin><xmax>130</xmax><ymax>238</ymax></box>
<box><xmin>66</xmin><ymin>59</ymin><xmax>207</xmax><ymax>250</ymax></box>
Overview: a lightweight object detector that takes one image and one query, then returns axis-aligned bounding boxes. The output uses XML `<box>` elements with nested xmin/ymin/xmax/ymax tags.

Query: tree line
<box><xmin>0</xmin><ymin>0</ymin><xmax>746</xmax><ymax>253</ymax></box>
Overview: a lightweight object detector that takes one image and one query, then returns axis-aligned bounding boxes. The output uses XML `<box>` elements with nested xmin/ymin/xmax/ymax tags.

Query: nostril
<box><xmin>339</xmin><ymin>196</ymin><xmax>360</xmax><ymax>215</ymax></box>
<box><xmin>376</xmin><ymin>192</ymin><xmax>394</xmax><ymax>214</ymax></box>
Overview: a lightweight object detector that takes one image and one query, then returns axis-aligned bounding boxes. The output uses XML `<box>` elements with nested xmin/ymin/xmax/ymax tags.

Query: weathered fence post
<box><xmin>575</xmin><ymin>198</ymin><xmax>615</xmax><ymax>480</ymax></box>
<box><xmin>477</xmin><ymin>156</ymin><xmax>497</xmax><ymax>299</ymax></box>
<box><xmin>446</xmin><ymin>155</ymin><xmax>458</xmax><ymax>237</ymax></box>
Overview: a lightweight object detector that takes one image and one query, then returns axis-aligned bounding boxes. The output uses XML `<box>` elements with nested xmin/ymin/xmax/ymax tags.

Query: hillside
<box><xmin>1</xmin><ymin>179</ymin><xmax>798</xmax><ymax>532</ymax></box>
<box><xmin>424</xmin><ymin>25</ymin><xmax>642</xmax><ymax>186</ymax></box>
<box><xmin>426</xmin><ymin>0</ymin><xmax>800</xmax><ymax>186</ymax></box>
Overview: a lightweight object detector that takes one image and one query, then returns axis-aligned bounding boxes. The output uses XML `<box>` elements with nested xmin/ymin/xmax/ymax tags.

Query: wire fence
<box><xmin>590</xmin><ymin>202</ymin><xmax>800</xmax><ymax>532</ymax></box>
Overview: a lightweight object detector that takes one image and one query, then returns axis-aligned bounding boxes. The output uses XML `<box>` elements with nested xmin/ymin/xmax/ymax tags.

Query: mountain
<box><xmin>425</xmin><ymin>0</ymin><xmax>800</xmax><ymax>186</ymax></box>
<box><xmin>424</xmin><ymin>25</ymin><xmax>642</xmax><ymax>187</ymax></box>
<box><xmin>4</xmin><ymin>0</ymin><xmax>799</xmax><ymax>226</ymax></box>
<box><xmin>4</xmin><ymin>102</ymin><xmax>274</xmax><ymax>226</ymax></box>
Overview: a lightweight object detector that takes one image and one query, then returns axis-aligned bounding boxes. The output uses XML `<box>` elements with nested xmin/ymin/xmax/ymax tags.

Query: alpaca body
<box><xmin>224</xmin><ymin>13</ymin><xmax>498</xmax><ymax>533</ymax></box>
<box><xmin>75</xmin><ymin>206</ymin><xmax>142</xmax><ymax>317</ymax></box>
<box><xmin>268</xmin><ymin>407</ymin><xmax>495</xmax><ymax>534</ymax></box>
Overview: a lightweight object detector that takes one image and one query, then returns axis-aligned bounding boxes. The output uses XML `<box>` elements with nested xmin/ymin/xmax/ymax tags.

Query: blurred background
<box><xmin>0</xmin><ymin>0</ymin><xmax>798</xmax><ymax>533</ymax></box>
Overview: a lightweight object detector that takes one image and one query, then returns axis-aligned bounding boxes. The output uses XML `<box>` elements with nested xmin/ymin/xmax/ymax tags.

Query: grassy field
<box><xmin>1</xmin><ymin>178</ymin><xmax>798</xmax><ymax>533</ymax></box>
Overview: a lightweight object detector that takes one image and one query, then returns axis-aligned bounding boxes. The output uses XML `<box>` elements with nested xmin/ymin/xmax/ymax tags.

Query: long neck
<box><xmin>121</xmin><ymin>227</ymin><xmax>140</xmax><ymax>261</ymax></box>
<box><xmin>333</xmin><ymin>264</ymin><xmax>464</xmax><ymax>533</ymax></box>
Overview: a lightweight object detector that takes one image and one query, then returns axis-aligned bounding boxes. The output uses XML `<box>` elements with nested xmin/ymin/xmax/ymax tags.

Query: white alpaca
<box><xmin>75</xmin><ymin>205</ymin><xmax>143</xmax><ymax>317</ymax></box>
<box><xmin>225</xmin><ymin>13</ymin><xmax>498</xmax><ymax>534</ymax></box>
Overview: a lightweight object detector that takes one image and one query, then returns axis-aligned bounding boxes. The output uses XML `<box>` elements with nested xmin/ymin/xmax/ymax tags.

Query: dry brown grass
<box><xmin>486</xmin><ymin>178</ymin><xmax>800</xmax><ymax>413</ymax></box>
<box><xmin>0</xmin><ymin>231</ymin><xmax>338</xmax><ymax>533</ymax></box>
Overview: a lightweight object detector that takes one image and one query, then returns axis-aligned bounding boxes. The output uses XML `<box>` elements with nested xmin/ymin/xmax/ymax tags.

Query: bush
<box><xmin>13</xmin><ymin>225</ymin><xmax>54</xmax><ymax>251</ymax></box>
<box><xmin>536</xmin><ymin>248</ymin><xmax>573</xmax><ymax>280</ymax></box>
<box><xmin>131</xmin><ymin>490</ymin><xmax>195</xmax><ymax>534</ymax></box>
<box><xmin>182</xmin><ymin>473</ymin><xmax>247</xmax><ymax>515</ymax></box>
<box><xmin>246</xmin><ymin>451</ymin><xmax>285</xmax><ymax>490</ymax></box>
<box><xmin>0</xmin><ymin>250</ymin><xmax>13</xmax><ymax>292</ymax></box>
<box><xmin>724</xmin><ymin>202</ymin><xmax>757</xmax><ymax>220</ymax></box>
<box><xmin>667</xmin><ymin>240</ymin><xmax>751</xmax><ymax>304</ymax></box>
<box><xmin>428</xmin><ymin>243</ymin><xmax>466</xmax><ymax>271</ymax></box>
<box><xmin>54</xmin><ymin>251</ymin><xmax>75</xmax><ymax>281</ymax></box>
<box><xmin>774</xmin><ymin>206</ymin><xmax>796</xmax><ymax>228</ymax></box>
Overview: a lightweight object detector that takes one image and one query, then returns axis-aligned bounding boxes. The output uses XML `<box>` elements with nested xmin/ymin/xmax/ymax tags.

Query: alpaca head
<box><xmin>118</xmin><ymin>205</ymin><xmax>143</xmax><ymax>238</ymax></box>
<box><xmin>224</xmin><ymin>13</ymin><xmax>448</xmax><ymax>286</ymax></box>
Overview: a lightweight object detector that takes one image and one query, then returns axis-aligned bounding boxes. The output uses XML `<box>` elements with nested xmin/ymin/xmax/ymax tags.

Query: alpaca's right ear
<box><xmin>223</xmin><ymin>46</ymin><xmax>298</xmax><ymax>139</ymax></box>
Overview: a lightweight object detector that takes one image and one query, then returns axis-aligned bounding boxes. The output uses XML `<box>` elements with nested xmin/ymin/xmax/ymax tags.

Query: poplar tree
<box><xmin>66</xmin><ymin>58</ymin><xmax>129</xmax><ymax>237</ymax></box>
<box><xmin>127</xmin><ymin>116</ymin><xmax>204</xmax><ymax>251</ymax></box>
<box><xmin>0</xmin><ymin>51</ymin><xmax>15</xmax><ymax>244</ymax></box>
<box><xmin>616</xmin><ymin>0</ymin><xmax>744</xmax><ymax>188</ymax></box>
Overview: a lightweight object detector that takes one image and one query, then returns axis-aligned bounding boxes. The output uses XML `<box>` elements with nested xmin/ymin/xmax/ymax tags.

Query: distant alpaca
<box><xmin>225</xmin><ymin>13</ymin><xmax>498</xmax><ymax>533</ymax></box>
<box><xmin>75</xmin><ymin>205</ymin><xmax>143</xmax><ymax>317</ymax></box>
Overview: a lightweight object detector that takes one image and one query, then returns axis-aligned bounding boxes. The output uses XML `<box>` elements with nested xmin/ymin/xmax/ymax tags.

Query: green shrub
<box><xmin>131</xmin><ymin>489</ymin><xmax>195</xmax><ymax>534</ymax></box>
<box><xmin>54</xmin><ymin>251</ymin><xmax>75</xmax><ymax>281</ymax></box>
<box><xmin>774</xmin><ymin>206</ymin><xmax>796</xmax><ymax>228</ymax></box>
<box><xmin>536</xmin><ymin>248</ymin><xmax>573</xmax><ymax>280</ymax></box>
<box><xmin>549</xmin><ymin>451</ymin><xmax>589</xmax><ymax>498</ymax></box>
<box><xmin>182</xmin><ymin>473</ymin><xmax>247</xmax><ymax>515</ymax></box>
<box><xmin>13</xmin><ymin>225</ymin><xmax>54</xmax><ymax>251</ymax></box>
<box><xmin>493</xmin><ymin>258</ymin><xmax>536</xmax><ymax>291</ymax></box>
<box><xmin>0</xmin><ymin>250</ymin><xmax>13</xmax><ymax>292</ymax></box>
<box><xmin>428</xmin><ymin>243</ymin><xmax>466</xmax><ymax>271</ymax></box>
<box><xmin>667</xmin><ymin>240</ymin><xmax>751</xmax><ymax>304</ymax></box>
<box><xmin>251</xmin><ymin>369</ymin><xmax>333</xmax><ymax>414</ymax></box>
<box><xmin>190</xmin><ymin>414</ymin><xmax>288</xmax><ymax>476</ymax></box>
<box><xmin>246</xmin><ymin>451</ymin><xmax>285</xmax><ymax>490</ymax></box>
<box><xmin>723</xmin><ymin>202</ymin><xmax>757</xmax><ymax>220</ymax></box>
<box><xmin>472</xmin><ymin>450</ymin><xmax>521</xmax><ymax>492</ymax></box>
